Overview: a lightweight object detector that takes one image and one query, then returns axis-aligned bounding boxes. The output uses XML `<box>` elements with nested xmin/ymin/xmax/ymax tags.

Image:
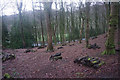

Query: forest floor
<box><xmin>2</xmin><ymin>30</ymin><xmax>120</xmax><ymax>78</ymax></box>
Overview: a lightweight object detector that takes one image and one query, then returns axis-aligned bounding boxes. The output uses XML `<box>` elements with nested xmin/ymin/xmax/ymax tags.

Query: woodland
<box><xmin>1</xmin><ymin>0</ymin><xmax>120</xmax><ymax>78</ymax></box>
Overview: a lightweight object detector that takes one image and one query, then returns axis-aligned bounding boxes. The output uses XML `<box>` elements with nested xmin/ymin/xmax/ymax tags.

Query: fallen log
<box><xmin>69</xmin><ymin>43</ymin><xmax>75</xmax><ymax>46</ymax></box>
<box><xmin>74</xmin><ymin>56</ymin><xmax>104</xmax><ymax>69</ymax></box>
<box><xmin>38</xmin><ymin>46</ymin><xmax>45</xmax><ymax>49</ymax></box>
<box><xmin>88</xmin><ymin>43</ymin><xmax>101</xmax><ymax>49</ymax></box>
<box><xmin>2</xmin><ymin>53</ymin><xmax>15</xmax><ymax>62</ymax></box>
<box><xmin>49</xmin><ymin>53</ymin><xmax>62</xmax><ymax>61</ymax></box>
<box><xmin>57</xmin><ymin>47</ymin><xmax>63</xmax><ymax>49</ymax></box>
<box><xmin>93</xmin><ymin>61</ymin><xmax>105</xmax><ymax>69</ymax></box>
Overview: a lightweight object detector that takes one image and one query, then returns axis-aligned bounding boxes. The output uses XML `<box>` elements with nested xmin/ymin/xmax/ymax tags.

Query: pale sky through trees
<box><xmin>0</xmin><ymin>0</ymin><xmax>118</xmax><ymax>16</ymax></box>
<box><xmin>1</xmin><ymin>0</ymin><xmax>83</xmax><ymax>16</ymax></box>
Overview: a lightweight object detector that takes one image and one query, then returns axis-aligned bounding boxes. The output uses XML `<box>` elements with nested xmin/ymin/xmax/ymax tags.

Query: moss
<box><xmin>101</xmin><ymin>49</ymin><xmax>115</xmax><ymax>55</ymax></box>
<box><xmin>92</xmin><ymin>61</ymin><xmax>97</xmax><ymax>63</ymax></box>
<box><xmin>88</xmin><ymin>58</ymin><xmax>91</xmax><ymax>60</ymax></box>
<box><xmin>4</xmin><ymin>73</ymin><xmax>11</xmax><ymax>78</ymax></box>
<box><xmin>105</xmin><ymin>40</ymin><xmax>115</xmax><ymax>48</ymax></box>
<box><xmin>109</xmin><ymin>18</ymin><xmax>118</xmax><ymax>25</ymax></box>
<box><xmin>88</xmin><ymin>44</ymin><xmax>91</xmax><ymax>48</ymax></box>
<box><xmin>101</xmin><ymin>50</ymin><xmax>106</xmax><ymax>55</ymax></box>
<box><xmin>98</xmin><ymin>61</ymin><xmax>105</xmax><ymax>66</ymax></box>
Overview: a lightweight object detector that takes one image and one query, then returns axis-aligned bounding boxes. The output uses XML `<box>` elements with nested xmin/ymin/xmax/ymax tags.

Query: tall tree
<box><xmin>16</xmin><ymin>0</ymin><xmax>26</xmax><ymax>48</ymax></box>
<box><xmin>53</xmin><ymin>2</ymin><xmax>58</xmax><ymax>45</ymax></box>
<box><xmin>79</xmin><ymin>2</ymin><xmax>84</xmax><ymax>43</ymax></box>
<box><xmin>70</xmin><ymin>2</ymin><xmax>75</xmax><ymax>42</ymax></box>
<box><xmin>79</xmin><ymin>16</ymin><xmax>85</xmax><ymax>43</ymax></box>
<box><xmin>102</xmin><ymin>2</ymin><xmax>118</xmax><ymax>55</ymax></box>
<box><xmin>39</xmin><ymin>2</ymin><xmax>45</xmax><ymax>46</ymax></box>
<box><xmin>59</xmin><ymin>2</ymin><xmax>65</xmax><ymax>44</ymax></box>
<box><xmin>85</xmin><ymin>2</ymin><xmax>90</xmax><ymax>47</ymax></box>
<box><xmin>32</xmin><ymin>0</ymin><xmax>38</xmax><ymax>46</ymax></box>
<box><xmin>2</xmin><ymin>16</ymin><xmax>9</xmax><ymax>48</ymax></box>
<box><xmin>44</xmin><ymin>2</ymin><xmax>53</xmax><ymax>51</ymax></box>
<box><xmin>94</xmin><ymin>3</ymin><xmax>99</xmax><ymax>36</ymax></box>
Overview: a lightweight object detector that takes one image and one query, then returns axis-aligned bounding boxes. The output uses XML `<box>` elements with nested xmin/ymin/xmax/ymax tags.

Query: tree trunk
<box><xmin>53</xmin><ymin>2</ymin><xmax>58</xmax><ymax>45</ymax></box>
<box><xmin>85</xmin><ymin>18</ymin><xmax>89</xmax><ymax>47</ymax></box>
<box><xmin>85</xmin><ymin>2</ymin><xmax>90</xmax><ymax>48</ymax></box>
<box><xmin>41</xmin><ymin>18</ymin><xmax>45</xmax><ymax>46</ymax></box>
<box><xmin>102</xmin><ymin>2</ymin><xmax>118</xmax><ymax>55</ymax></box>
<box><xmin>79</xmin><ymin>18</ymin><xmax>84</xmax><ymax>43</ymax></box>
<box><xmin>39</xmin><ymin>2</ymin><xmax>45</xmax><ymax>46</ymax></box>
<box><xmin>44</xmin><ymin>2</ymin><xmax>53</xmax><ymax>51</ymax></box>
<box><xmin>19</xmin><ymin>11</ymin><xmax>26</xmax><ymax>48</ymax></box>
<box><xmin>16</xmin><ymin>1</ymin><xmax>26</xmax><ymax>48</ymax></box>
<box><xmin>94</xmin><ymin>4</ymin><xmax>99</xmax><ymax>36</ymax></box>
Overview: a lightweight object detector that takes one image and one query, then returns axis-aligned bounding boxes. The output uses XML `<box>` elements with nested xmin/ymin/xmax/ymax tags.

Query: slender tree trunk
<box><xmin>85</xmin><ymin>18</ymin><xmax>89</xmax><ymax>47</ymax></box>
<box><xmin>19</xmin><ymin>10</ymin><xmax>26</xmax><ymax>48</ymax></box>
<box><xmin>39</xmin><ymin>3</ymin><xmax>45</xmax><ymax>46</ymax></box>
<box><xmin>32</xmin><ymin>0</ymin><xmax>38</xmax><ymax>46</ymax></box>
<box><xmin>102</xmin><ymin>2</ymin><xmax>118</xmax><ymax>55</ymax></box>
<box><xmin>44</xmin><ymin>2</ymin><xmax>53</xmax><ymax>51</ymax></box>
<box><xmin>85</xmin><ymin>2</ymin><xmax>90</xmax><ymax>48</ymax></box>
<box><xmin>79</xmin><ymin>18</ymin><xmax>84</xmax><ymax>43</ymax></box>
<box><xmin>16</xmin><ymin>0</ymin><xmax>26</xmax><ymax>48</ymax></box>
<box><xmin>53</xmin><ymin>26</ymin><xmax>57</xmax><ymax>45</ymax></box>
<box><xmin>40</xmin><ymin>18</ymin><xmax>45</xmax><ymax>46</ymax></box>
<box><xmin>53</xmin><ymin>2</ymin><xmax>58</xmax><ymax>45</ymax></box>
<box><xmin>94</xmin><ymin>4</ymin><xmax>99</xmax><ymax>36</ymax></box>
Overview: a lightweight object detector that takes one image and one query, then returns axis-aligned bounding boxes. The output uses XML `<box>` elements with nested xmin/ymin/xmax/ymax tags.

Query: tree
<box><xmin>39</xmin><ymin>2</ymin><xmax>45</xmax><ymax>46</ymax></box>
<box><xmin>70</xmin><ymin>3</ymin><xmax>75</xmax><ymax>42</ymax></box>
<box><xmin>32</xmin><ymin>0</ymin><xmax>38</xmax><ymax>46</ymax></box>
<box><xmin>44</xmin><ymin>2</ymin><xmax>53</xmax><ymax>51</ymax></box>
<box><xmin>53</xmin><ymin>2</ymin><xmax>58</xmax><ymax>45</ymax></box>
<box><xmin>94</xmin><ymin>3</ymin><xmax>99</xmax><ymax>36</ymax></box>
<box><xmin>59</xmin><ymin>1</ymin><xmax>65</xmax><ymax>44</ymax></box>
<box><xmin>85</xmin><ymin>2</ymin><xmax>90</xmax><ymax>47</ymax></box>
<box><xmin>102</xmin><ymin>2</ymin><xmax>118</xmax><ymax>55</ymax></box>
<box><xmin>16</xmin><ymin>0</ymin><xmax>26</xmax><ymax>48</ymax></box>
<box><xmin>79</xmin><ymin>2</ymin><xmax>84</xmax><ymax>43</ymax></box>
<box><xmin>2</xmin><ymin>16</ymin><xmax>9</xmax><ymax>48</ymax></box>
<box><xmin>79</xmin><ymin>16</ymin><xmax>85</xmax><ymax>43</ymax></box>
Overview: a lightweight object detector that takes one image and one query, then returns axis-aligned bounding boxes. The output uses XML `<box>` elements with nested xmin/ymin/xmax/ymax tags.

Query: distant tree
<box><xmin>79</xmin><ymin>17</ymin><xmax>84</xmax><ymax>43</ymax></box>
<box><xmin>53</xmin><ymin>2</ymin><xmax>58</xmax><ymax>45</ymax></box>
<box><xmin>32</xmin><ymin>0</ymin><xmax>38</xmax><ymax>46</ymax></box>
<box><xmin>59</xmin><ymin>2</ymin><xmax>65</xmax><ymax>44</ymax></box>
<box><xmin>102</xmin><ymin>2</ymin><xmax>118</xmax><ymax>55</ymax></box>
<box><xmin>44</xmin><ymin>2</ymin><xmax>53</xmax><ymax>51</ymax></box>
<box><xmin>85</xmin><ymin>2</ymin><xmax>90</xmax><ymax>47</ymax></box>
<box><xmin>79</xmin><ymin>3</ymin><xmax>84</xmax><ymax>43</ymax></box>
<box><xmin>94</xmin><ymin>3</ymin><xmax>99</xmax><ymax>36</ymax></box>
<box><xmin>39</xmin><ymin>2</ymin><xmax>45</xmax><ymax>46</ymax></box>
<box><xmin>2</xmin><ymin>16</ymin><xmax>9</xmax><ymax>48</ymax></box>
<box><xmin>16</xmin><ymin>0</ymin><xmax>26</xmax><ymax>48</ymax></box>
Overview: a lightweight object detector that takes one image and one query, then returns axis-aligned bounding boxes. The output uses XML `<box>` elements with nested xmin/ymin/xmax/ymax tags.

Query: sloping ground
<box><xmin>2</xmin><ymin>30</ymin><xmax>119</xmax><ymax>78</ymax></box>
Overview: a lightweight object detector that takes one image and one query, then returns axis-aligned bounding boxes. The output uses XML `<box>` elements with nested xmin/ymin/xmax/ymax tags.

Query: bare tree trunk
<box><xmin>44</xmin><ymin>2</ymin><xmax>53</xmax><ymax>51</ymax></box>
<box><xmin>85</xmin><ymin>2</ymin><xmax>90</xmax><ymax>48</ymax></box>
<box><xmin>85</xmin><ymin>18</ymin><xmax>89</xmax><ymax>47</ymax></box>
<box><xmin>39</xmin><ymin>2</ymin><xmax>45</xmax><ymax>46</ymax></box>
<box><xmin>32</xmin><ymin>0</ymin><xmax>38</xmax><ymax>47</ymax></box>
<box><xmin>16</xmin><ymin>0</ymin><xmax>26</xmax><ymax>48</ymax></box>
<box><xmin>40</xmin><ymin>17</ymin><xmax>45</xmax><ymax>46</ymax></box>
<box><xmin>53</xmin><ymin>2</ymin><xmax>58</xmax><ymax>45</ymax></box>
<box><xmin>79</xmin><ymin>18</ymin><xmax>84</xmax><ymax>43</ymax></box>
<box><xmin>19</xmin><ymin>12</ymin><xmax>26</xmax><ymax>48</ymax></box>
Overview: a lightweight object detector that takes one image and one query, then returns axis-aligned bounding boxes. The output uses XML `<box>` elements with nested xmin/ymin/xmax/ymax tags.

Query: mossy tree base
<box><xmin>101</xmin><ymin>49</ymin><xmax>115</xmax><ymax>55</ymax></box>
<box><xmin>102</xmin><ymin>3</ymin><xmax>118</xmax><ymax>55</ymax></box>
